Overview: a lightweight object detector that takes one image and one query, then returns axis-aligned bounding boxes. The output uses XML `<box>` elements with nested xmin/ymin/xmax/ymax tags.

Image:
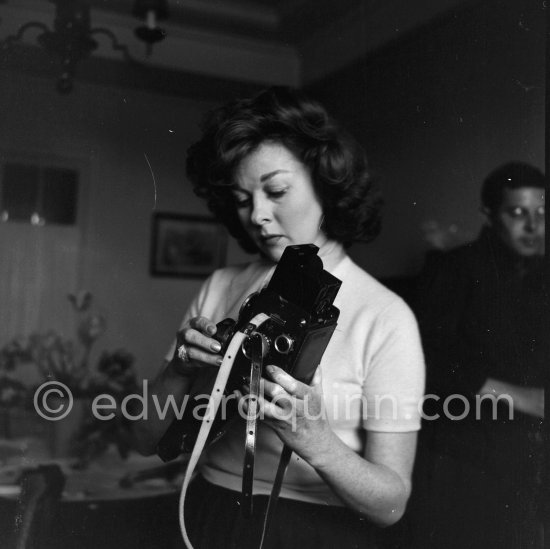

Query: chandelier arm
<box><xmin>0</xmin><ymin>22</ymin><xmax>49</xmax><ymax>49</ymax></box>
<box><xmin>90</xmin><ymin>28</ymin><xmax>137</xmax><ymax>64</ymax></box>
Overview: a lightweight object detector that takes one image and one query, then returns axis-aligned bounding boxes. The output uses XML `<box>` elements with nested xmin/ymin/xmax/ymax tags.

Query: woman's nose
<box><xmin>250</xmin><ymin>196</ymin><xmax>271</xmax><ymax>226</ymax></box>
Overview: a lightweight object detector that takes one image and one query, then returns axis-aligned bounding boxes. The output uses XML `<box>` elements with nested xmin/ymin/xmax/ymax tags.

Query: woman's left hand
<box><xmin>241</xmin><ymin>365</ymin><xmax>334</xmax><ymax>462</ymax></box>
<box><xmin>239</xmin><ymin>364</ymin><xmax>417</xmax><ymax>526</ymax></box>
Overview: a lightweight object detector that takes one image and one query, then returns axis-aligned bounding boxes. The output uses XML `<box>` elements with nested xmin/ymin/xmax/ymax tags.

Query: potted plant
<box><xmin>0</xmin><ymin>292</ymin><xmax>138</xmax><ymax>464</ymax></box>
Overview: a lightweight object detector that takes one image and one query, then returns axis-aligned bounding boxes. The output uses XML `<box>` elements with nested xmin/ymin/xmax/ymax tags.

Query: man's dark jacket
<box><xmin>414</xmin><ymin>227</ymin><xmax>545</xmax><ymax>475</ymax></box>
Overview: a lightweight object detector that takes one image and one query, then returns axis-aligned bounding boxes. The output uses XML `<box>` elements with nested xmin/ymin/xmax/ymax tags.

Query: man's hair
<box><xmin>481</xmin><ymin>162</ymin><xmax>545</xmax><ymax>213</ymax></box>
<box><xmin>186</xmin><ymin>86</ymin><xmax>382</xmax><ymax>252</ymax></box>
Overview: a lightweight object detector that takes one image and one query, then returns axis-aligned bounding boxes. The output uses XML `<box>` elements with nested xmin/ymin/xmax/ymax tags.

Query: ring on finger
<box><xmin>177</xmin><ymin>343</ymin><xmax>190</xmax><ymax>363</ymax></box>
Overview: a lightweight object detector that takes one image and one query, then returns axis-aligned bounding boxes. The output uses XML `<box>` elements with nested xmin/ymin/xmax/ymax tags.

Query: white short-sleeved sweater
<box><xmin>169</xmin><ymin>241</ymin><xmax>425</xmax><ymax>506</ymax></box>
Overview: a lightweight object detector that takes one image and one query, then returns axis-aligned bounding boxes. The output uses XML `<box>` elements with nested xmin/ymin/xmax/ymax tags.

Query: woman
<box><xmin>136</xmin><ymin>87</ymin><xmax>425</xmax><ymax>548</ymax></box>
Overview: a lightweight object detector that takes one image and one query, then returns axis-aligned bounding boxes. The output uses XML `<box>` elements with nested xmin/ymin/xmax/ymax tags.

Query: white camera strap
<box><xmin>179</xmin><ymin>313</ymin><xmax>270</xmax><ymax>549</ymax></box>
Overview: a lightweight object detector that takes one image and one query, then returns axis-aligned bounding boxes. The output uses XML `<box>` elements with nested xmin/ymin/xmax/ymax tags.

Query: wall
<box><xmin>0</xmin><ymin>70</ymin><xmax>250</xmax><ymax>379</ymax></box>
<box><xmin>299</xmin><ymin>0</ymin><xmax>473</xmax><ymax>85</ymax></box>
<box><xmin>309</xmin><ymin>0</ymin><xmax>545</xmax><ymax>276</ymax></box>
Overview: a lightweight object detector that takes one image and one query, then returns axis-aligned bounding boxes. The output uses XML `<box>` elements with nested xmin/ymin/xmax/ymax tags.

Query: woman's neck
<box><xmin>316</xmin><ymin>239</ymin><xmax>346</xmax><ymax>272</ymax></box>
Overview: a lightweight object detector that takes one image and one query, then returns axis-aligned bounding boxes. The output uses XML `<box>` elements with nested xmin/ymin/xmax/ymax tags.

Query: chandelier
<box><xmin>0</xmin><ymin>0</ymin><xmax>169</xmax><ymax>93</ymax></box>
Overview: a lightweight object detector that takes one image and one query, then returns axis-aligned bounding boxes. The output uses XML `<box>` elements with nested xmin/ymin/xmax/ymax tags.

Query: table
<box><xmin>0</xmin><ymin>439</ymin><xmax>184</xmax><ymax>549</ymax></box>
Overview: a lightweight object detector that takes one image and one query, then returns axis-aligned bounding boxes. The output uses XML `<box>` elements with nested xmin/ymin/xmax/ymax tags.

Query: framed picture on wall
<box><xmin>150</xmin><ymin>213</ymin><xmax>227</xmax><ymax>277</ymax></box>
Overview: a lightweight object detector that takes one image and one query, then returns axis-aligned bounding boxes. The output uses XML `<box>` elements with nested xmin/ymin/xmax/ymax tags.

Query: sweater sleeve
<box><xmin>362</xmin><ymin>299</ymin><xmax>426</xmax><ymax>433</ymax></box>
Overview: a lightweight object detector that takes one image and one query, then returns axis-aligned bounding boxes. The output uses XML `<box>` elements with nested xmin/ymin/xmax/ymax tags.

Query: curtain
<box><xmin>0</xmin><ymin>222</ymin><xmax>80</xmax><ymax>345</ymax></box>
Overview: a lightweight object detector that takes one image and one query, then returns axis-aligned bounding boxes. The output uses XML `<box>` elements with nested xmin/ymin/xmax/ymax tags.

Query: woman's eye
<box><xmin>232</xmin><ymin>194</ymin><xmax>250</xmax><ymax>207</ymax></box>
<box><xmin>267</xmin><ymin>189</ymin><xmax>287</xmax><ymax>199</ymax></box>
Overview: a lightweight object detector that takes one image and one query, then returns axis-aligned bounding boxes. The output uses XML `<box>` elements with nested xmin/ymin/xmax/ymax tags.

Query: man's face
<box><xmin>490</xmin><ymin>187</ymin><xmax>545</xmax><ymax>257</ymax></box>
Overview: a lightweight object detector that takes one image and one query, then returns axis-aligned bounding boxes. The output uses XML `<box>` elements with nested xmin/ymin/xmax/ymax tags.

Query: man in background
<box><xmin>410</xmin><ymin>162</ymin><xmax>545</xmax><ymax>549</ymax></box>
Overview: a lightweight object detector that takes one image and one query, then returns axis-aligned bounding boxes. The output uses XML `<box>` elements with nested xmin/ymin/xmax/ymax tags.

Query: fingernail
<box><xmin>266</xmin><ymin>365</ymin><xmax>275</xmax><ymax>374</ymax></box>
<box><xmin>211</xmin><ymin>341</ymin><xmax>222</xmax><ymax>352</ymax></box>
<box><xmin>216</xmin><ymin>358</ymin><xmax>223</xmax><ymax>366</ymax></box>
<box><xmin>207</xmin><ymin>325</ymin><xmax>216</xmax><ymax>335</ymax></box>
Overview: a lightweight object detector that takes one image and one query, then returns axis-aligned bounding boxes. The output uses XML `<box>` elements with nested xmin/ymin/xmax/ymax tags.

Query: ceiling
<box><xmin>87</xmin><ymin>0</ymin><xmax>366</xmax><ymax>44</ymax></box>
<box><xmin>0</xmin><ymin>0</ymin><xmax>476</xmax><ymax>92</ymax></box>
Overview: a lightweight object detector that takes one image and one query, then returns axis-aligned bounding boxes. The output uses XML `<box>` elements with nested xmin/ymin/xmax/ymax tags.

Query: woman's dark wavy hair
<box><xmin>186</xmin><ymin>86</ymin><xmax>382</xmax><ymax>253</ymax></box>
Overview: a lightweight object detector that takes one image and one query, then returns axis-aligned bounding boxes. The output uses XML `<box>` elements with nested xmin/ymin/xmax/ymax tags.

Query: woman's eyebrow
<box><xmin>260</xmin><ymin>169</ymin><xmax>290</xmax><ymax>182</ymax></box>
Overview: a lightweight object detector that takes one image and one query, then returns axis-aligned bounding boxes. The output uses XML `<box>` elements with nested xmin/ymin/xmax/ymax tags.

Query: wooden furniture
<box><xmin>0</xmin><ymin>445</ymin><xmax>183</xmax><ymax>549</ymax></box>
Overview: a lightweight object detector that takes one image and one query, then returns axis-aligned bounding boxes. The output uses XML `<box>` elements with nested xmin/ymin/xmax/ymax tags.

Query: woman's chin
<box><xmin>258</xmin><ymin>242</ymin><xmax>286</xmax><ymax>262</ymax></box>
<box><xmin>262</xmin><ymin>249</ymin><xmax>284</xmax><ymax>262</ymax></box>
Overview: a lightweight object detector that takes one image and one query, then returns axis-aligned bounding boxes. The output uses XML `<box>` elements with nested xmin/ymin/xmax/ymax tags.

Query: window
<box><xmin>1</xmin><ymin>162</ymin><xmax>79</xmax><ymax>225</ymax></box>
<box><xmin>0</xmin><ymin>156</ymin><xmax>83</xmax><ymax>344</ymax></box>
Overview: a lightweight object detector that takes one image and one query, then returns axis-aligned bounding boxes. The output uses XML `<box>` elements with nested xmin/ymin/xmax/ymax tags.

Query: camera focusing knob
<box><xmin>239</xmin><ymin>291</ymin><xmax>259</xmax><ymax>317</ymax></box>
<box><xmin>274</xmin><ymin>334</ymin><xmax>294</xmax><ymax>355</ymax></box>
<box><xmin>213</xmin><ymin>318</ymin><xmax>237</xmax><ymax>352</ymax></box>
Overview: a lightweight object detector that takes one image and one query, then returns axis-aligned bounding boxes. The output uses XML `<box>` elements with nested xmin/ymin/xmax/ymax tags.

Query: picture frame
<box><xmin>150</xmin><ymin>213</ymin><xmax>227</xmax><ymax>277</ymax></box>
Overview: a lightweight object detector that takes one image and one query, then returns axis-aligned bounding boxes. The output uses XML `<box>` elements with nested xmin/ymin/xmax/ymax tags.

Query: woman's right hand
<box><xmin>133</xmin><ymin>316</ymin><xmax>223</xmax><ymax>455</ymax></box>
<box><xmin>170</xmin><ymin>316</ymin><xmax>223</xmax><ymax>376</ymax></box>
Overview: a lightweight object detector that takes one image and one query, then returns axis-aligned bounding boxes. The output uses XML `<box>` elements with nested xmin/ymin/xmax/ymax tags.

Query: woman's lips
<box><xmin>259</xmin><ymin>235</ymin><xmax>283</xmax><ymax>245</ymax></box>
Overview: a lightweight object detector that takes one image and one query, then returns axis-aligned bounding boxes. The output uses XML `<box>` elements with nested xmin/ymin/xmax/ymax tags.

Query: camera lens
<box><xmin>274</xmin><ymin>334</ymin><xmax>294</xmax><ymax>355</ymax></box>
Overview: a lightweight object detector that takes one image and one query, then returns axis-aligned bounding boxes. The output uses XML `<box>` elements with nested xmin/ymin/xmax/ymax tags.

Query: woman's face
<box><xmin>232</xmin><ymin>141</ymin><xmax>326</xmax><ymax>262</ymax></box>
